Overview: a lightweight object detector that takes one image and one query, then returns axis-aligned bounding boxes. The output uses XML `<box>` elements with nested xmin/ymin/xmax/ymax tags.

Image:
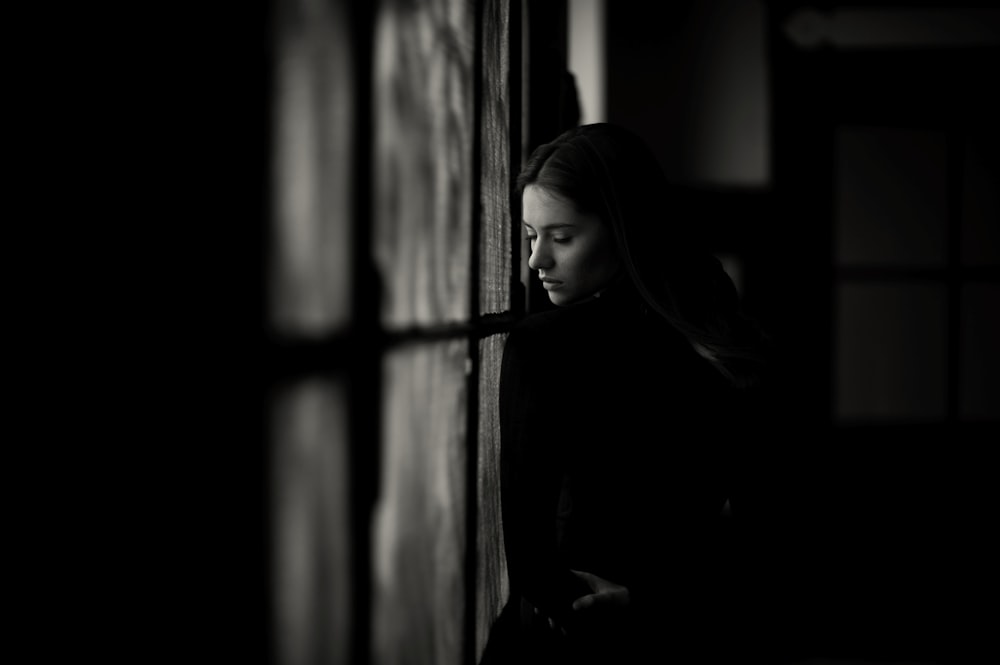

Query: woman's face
<box><xmin>522</xmin><ymin>185</ymin><xmax>621</xmax><ymax>306</ymax></box>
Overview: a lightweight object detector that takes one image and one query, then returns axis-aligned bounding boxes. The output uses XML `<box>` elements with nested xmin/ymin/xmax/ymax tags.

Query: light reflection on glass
<box><xmin>271</xmin><ymin>377</ymin><xmax>351</xmax><ymax>665</ymax></box>
<box><xmin>269</xmin><ymin>0</ymin><xmax>354</xmax><ymax>337</ymax></box>
<box><xmin>374</xmin><ymin>0</ymin><xmax>474</xmax><ymax>328</ymax></box>
<box><xmin>372</xmin><ymin>339</ymin><xmax>469</xmax><ymax>665</ymax></box>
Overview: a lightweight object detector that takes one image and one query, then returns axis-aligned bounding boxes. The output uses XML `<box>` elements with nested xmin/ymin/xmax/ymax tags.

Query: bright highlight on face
<box><xmin>522</xmin><ymin>185</ymin><xmax>622</xmax><ymax>306</ymax></box>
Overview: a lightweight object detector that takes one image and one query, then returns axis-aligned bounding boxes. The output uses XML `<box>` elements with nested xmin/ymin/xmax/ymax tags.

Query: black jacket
<box><xmin>498</xmin><ymin>278</ymin><xmax>754</xmax><ymax>660</ymax></box>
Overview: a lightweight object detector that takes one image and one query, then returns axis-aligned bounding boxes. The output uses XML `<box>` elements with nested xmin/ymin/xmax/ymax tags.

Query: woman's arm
<box><xmin>498</xmin><ymin>328</ymin><xmax>591</xmax><ymax>626</ymax></box>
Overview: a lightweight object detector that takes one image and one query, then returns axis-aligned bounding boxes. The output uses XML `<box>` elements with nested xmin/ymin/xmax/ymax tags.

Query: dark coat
<box><xmin>497</xmin><ymin>278</ymin><xmax>756</xmax><ymax>663</ymax></box>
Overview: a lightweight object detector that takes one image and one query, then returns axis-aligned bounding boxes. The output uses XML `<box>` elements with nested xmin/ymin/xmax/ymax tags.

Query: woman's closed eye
<box><xmin>526</xmin><ymin>233</ymin><xmax>571</xmax><ymax>244</ymax></box>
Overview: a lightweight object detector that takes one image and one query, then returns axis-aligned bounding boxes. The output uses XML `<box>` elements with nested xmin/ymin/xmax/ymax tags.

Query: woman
<box><xmin>497</xmin><ymin>123</ymin><xmax>773</xmax><ymax>664</ymax></box>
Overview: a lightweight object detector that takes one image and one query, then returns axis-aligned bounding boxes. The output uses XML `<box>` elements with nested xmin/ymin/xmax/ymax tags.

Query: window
<box><xmin>265</xmin><ymin>2</ymin><xmax>522</xmax><ymax>664</ymax></box>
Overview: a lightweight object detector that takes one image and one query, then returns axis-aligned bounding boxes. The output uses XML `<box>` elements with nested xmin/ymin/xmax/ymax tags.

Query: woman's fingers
<box><xmin>569</xmin><ymin>568</ymin><xmax>630</xmax><ymax>611</ymax></box>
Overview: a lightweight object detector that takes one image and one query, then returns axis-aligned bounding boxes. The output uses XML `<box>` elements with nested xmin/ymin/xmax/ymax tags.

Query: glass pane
<box><xmin>373</xmin><ymin>339</ymin><xmax>469</xmax><ymax>665</ymax></box>
<box><xmin>835</xmin><ymin>282</ymin><xmax>947</xmax><ymax>423</ymax></box>
<box><xmin>835</xmin><ymin>126</ymin><xmax>948</xmax><ymax>267</ymax></box>
<box><xmin>270</xmin><ymin>377</ymin><xmax>351</xmax><ymax>665</ymax></box>
<box><xmin>269</xmin><ymin>0</ymin><xmax>353</xmax><ymax>336</ymax></box>
<box><xmin>480</xmin><ymin>0</ymin><xmax>513</xmax><ymax>316</ymax></box>
<box><xmin>961</xmin><ymin>128</ymin><xmax>1000</xmax><ymax>266</ymax></box>
<box><xmin>475</xmin><ymin>333</ymin><xmax>509</xmax><ymax>662</ymax></box>
<box><xmin>960</xmin><ymin>283</ymin><xmax>1000</xmax><ymax>421</ymax></box>
<box><xmin>374</xmin><ymin>0</ymin><xmax>474</xmax><ymax>328</ymax></box>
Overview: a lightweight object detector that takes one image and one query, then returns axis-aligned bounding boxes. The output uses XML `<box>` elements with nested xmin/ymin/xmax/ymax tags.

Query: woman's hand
<box><xmin>569</xmin><ymin>569</ymin><xmax>630</xmax><ymax>613</ymax></box>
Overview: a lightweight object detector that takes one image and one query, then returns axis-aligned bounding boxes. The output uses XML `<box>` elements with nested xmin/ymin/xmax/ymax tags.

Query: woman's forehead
<box><xmin>522</xmin><ymin>186</ymin><xmax>587</xmax><ymax>227</ymax></box>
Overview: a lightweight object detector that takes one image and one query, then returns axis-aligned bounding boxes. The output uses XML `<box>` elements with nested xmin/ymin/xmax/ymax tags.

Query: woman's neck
<box><xmin>590</xmin><ymin>271</ymin><xmax>630</xmax><ymax>301</ymax></box>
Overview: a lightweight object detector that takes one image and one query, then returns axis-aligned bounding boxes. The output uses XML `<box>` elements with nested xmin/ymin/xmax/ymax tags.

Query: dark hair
<box><xmin>516</xmin><ymin>123</ymin><xmax>771</xmax><ymax>389</ymax></box>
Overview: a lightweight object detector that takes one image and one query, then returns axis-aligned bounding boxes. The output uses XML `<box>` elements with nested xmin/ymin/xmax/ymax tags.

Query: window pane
<box><xmin>480</xmin><ymin>0</ymin><xmax>513</xmax><ymax>316</ymax></box>
<box><xmin>961</xmin><ymin>128</ymin><xmax>1000</xmax><ymax>266</ymax></box>
<box><xmin>270</xmin><ymin>377</ymin><xmax>351</xmax><ymax>665</ymax></box>
<box><xmin>476</xmin><ymin>333</ymin><xmax>509</xmax><ymax>662</ymax></box>
<box><xmin>835</xmin><ymin>282</ymin><xmax>947</xmax><ymax>422</ymax></box>
<box><xmin>960</xmin><ymin>283</ymin><xmax>1000</xmax><ymax>421</ymax></box>
<box><xmin>374</xmin><ymin>0</ymin><xmax>474</xmax><ymax>328</ymax></box>
<box><xmin>835</xmin><ymin>126</ymin><xmax>948</xmax><ymax>267</ymax></box>
<box><xmin>373</xmin><ymin>339</ymin><xmax>469</xmax><ymax>665</ymax></box>
<box><xmin>269</xmin><ymin>0</ymin><xmax>353</xmax><ymax>336</ymax></box>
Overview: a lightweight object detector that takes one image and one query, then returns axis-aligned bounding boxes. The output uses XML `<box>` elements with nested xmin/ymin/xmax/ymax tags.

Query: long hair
<box><xmin>516</xmin><ymin>123</ymin><xmax>771</xmax><ymax>389</ymax></box>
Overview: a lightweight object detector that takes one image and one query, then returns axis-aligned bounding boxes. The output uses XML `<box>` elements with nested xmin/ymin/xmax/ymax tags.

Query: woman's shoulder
<box><xmin>502</xmin><ymin>305</ymin><xmax>603</xmax><ymax>368</ymax></box>
<box><xmin>504</xmin><ymin>308</ymin><xmax>569</xmax><ymax>354</ymax></box>
<box><xmin>509</xmin><ymin>306</ymin><xmax>568</xmax><ymax>334</ymax></box>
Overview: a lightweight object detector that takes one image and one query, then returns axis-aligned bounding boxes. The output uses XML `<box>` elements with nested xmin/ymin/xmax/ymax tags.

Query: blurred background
<box><xmin>242</xmin><ymin>2</ymin><xmax>1000</xmax><ymax>664</ymax></box>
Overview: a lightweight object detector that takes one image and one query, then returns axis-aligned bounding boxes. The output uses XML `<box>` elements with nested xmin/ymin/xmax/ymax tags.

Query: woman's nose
<box><xmin>527</xmin><ymin>238</ymin><xmax>552</xmax><ymax>271</ymax></box>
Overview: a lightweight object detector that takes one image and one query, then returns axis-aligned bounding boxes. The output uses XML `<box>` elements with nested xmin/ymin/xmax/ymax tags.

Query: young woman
<box><xmin>497</xmin><ymin>123</ymin><xmax>773</xmax><ymax>664</ymax></box>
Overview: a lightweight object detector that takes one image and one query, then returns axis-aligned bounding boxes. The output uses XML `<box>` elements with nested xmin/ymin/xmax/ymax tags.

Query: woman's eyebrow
<box><xmin>522</xmin><ymin>221</ymin><xmax>576</xmax><ymax>230</ymax></box>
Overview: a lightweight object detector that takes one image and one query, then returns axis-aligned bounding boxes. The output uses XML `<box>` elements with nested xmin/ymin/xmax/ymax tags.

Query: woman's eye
<box><xmin>552</xmin><ymin>236</ymin><xmax>571</xmax><ymax>244</ymax></box>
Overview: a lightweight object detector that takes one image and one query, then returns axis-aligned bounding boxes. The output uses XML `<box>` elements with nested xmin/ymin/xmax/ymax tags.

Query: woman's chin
<box><xmin>547</xmin><ymin>291</ymin><xmax>584</xmax><ymax>307</ymax></box>
<box><xmin>546</xmin><ymin>290</ymin><xmax>570</xmax><ymax>306</ymax></box>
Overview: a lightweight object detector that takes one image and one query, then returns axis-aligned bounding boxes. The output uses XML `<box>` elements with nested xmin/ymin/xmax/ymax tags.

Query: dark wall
<box><xmin>606</xmin><ymin>0</ymin><xmax>769</xmax><ymax>187</ymax></box>
<box><xmin>598</xmin><ymin>3</ymin><xmax>999</xmax><ymax>664</ymax></box>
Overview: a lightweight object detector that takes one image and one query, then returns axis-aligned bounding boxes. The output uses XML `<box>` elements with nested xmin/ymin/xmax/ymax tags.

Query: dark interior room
<box><xmin>236</xmin><ymin>2</ymin><xmax>1000</xmax><ymax>664</ymax></box>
